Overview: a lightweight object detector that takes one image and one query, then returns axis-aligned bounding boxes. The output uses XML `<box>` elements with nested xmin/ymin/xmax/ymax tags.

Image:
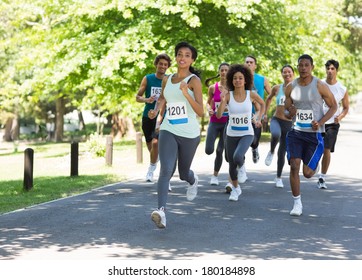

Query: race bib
<box><xmin>296</xmin><ymin>109</ymin><xmax>313</xmax><ymax>128</ymax></box>
<box><xmin>214</xmin><ymin>102</ymin><xmax>229</xmax><ymax>116</ymax></box>
<box><xmin>229</xmin><ymin>114</ymin><xmax>249</xmax><ymax>131</ymax></box>
<box><xmin>278</xmin><ymin>96</ymin><xmax>285</xmax><ymax>106</ymax></box>
<box><xmin>150</xmin><ymin>87</ymin><xmax>162</xmax><ymax>100</ymax></box>
<box><xmin>166</xmin><ymin>102</ymin><xmax>188</xmax><ymax>125</ymax></box>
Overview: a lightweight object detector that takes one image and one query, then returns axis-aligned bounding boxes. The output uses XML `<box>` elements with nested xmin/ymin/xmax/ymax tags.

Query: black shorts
<box><xmin>142</xmin><ymin>117</ymin><xmax>157</xmax><ymax>143</ymax></box>
<box><xmin>323</xmin><ymin>123</ymin><xmax>340</xmax><ymax>153</ymax></box>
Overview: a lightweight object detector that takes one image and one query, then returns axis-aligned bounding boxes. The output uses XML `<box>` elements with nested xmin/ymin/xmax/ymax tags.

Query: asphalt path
<box><xmin>1</xmin><ymin>113</ymin><xmax>362</xmax><ymax>260</ymax></box>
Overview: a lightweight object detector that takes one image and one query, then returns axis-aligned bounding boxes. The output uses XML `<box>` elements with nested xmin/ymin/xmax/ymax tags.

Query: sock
<box><xmin>293</xmin><ymin>195</ymin><xmax>301</xmax><ymax>204</ymax></box>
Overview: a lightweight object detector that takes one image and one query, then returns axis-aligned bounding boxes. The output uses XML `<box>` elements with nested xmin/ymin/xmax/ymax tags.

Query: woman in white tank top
<box><xmin>216</xmin><ymin>64</ymin><xmax>265</xmax><ymax>202</ymax></box>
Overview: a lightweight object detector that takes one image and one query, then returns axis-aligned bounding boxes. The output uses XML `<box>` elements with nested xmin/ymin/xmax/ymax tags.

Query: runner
<box><xmin>148</xmin><ymin>42</ymin><xmax>204</xmax><ymax>228</ymax></box>
<box><xmin>264</xmin><ymin>65</ymin><xmax>295</xmax><ymax>188</ymax></box>
<box><xmin>216</xmin><ymin>64</ymin><xmax>265</xmax><ymax>202</ymax></box>
<box><xmin>136</xmin><ymin>53</ymin><xmax>171</xmax><ymax>183</ymax></box>
<box><xmin>205</xmin><ymin>63</ymin><xmax>230</xmax><ymax>187</ymax></box>
<box><xmin>318</xmin><ymin>59</ymin><xmax>349</xmax><ymax>189</ymax></box>
<box><xmin>284</xmin><ymin>54</ymin><xmax>337</xmax><ymax>216</ymax></box>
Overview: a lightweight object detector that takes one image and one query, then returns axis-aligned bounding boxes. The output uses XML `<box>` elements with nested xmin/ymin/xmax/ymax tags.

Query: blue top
<box><xmin>252</xmin><ymin>73</ymin><xmax>265</xmax><ymax>113</ymax></box>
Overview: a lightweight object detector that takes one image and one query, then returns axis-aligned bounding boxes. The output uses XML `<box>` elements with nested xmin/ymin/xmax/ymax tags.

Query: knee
<box><xmin>205</xmin><ymin>147</ymin><xmax>214</xmax><ymax>155</ymax></box>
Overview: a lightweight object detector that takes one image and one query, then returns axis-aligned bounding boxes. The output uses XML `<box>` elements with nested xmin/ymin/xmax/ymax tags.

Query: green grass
<box><xmin>0</xmin><ymin>175</ymin><xmax>119</xmax><ymax>214</ymax></box>
<box><xmin>0</xmin><ymin>140</ymin><xmax>134</xmax><ymax>215</ymax></box>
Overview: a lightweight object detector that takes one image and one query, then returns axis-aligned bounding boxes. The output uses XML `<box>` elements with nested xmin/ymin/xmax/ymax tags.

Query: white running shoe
<box><xmin>290</xmin><ymin>201</ymin><xmax>303</xmax><ymax>216</ymax></box>
<box><xmin>151</xmin><ymin>208</ymin><xmax>166</xmax><ymax>228</ymax></box>
<box><xmin>146</xmin><ymin>171</ymin><xmax>154</xmax><ymax>182</ymax></box>
<box><xmin>146</xmin><ymin>164</ymin><xmax>156</xmax><ymax>182</ymax></box>
<box><xmin>210</xmin><ymin>175</ymin><xmax>219</xmax><ymax>186</ymax></box>
<box><xmin>229</xmin><ymin>185</ymin><xmax>242</xmax><ymax>201</ymax></box>
<box><xmin>252</xmin><ymin>148</ymin><xmax>260</xmax><ymax>163</ymax></box>
<box><xmin>317</xmin><ymin>178</ymin><xmax>327</xmax><ymax>189</ymax></box>
<box><xmin>238</xmin><ymin>165</ymin><xmax>248</xmax><ymax>183</ymax></box>
<box><xmin>275</xmin><ymin>177</ymin><xmax>284</xmax><ymax>188</ymax></box>
<box><xmin>225</xmin><ymin>182</ymin><xmax>233</xmax><ymax>194</ymax></box>
<box><xmin>186</xmin><ymin>174</ymin><xmax>198</xmax><ymax>201</ymax></box>
<box><xmin>265</xmin><ymin>151</ymin><xmax>274</xmax><ymax>166</ymax></box>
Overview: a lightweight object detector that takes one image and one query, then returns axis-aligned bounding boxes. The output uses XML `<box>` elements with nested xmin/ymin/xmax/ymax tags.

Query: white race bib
<box><xmin>166</xmin><ymin>102</ymin><xmax>188</xmax><ymax>124</ymax></box>
<box><xmin>296</xmin><ymin>109</ymin><xmax>313</xmax><ymax>128</ymax></box>
<box><xmin>229</xmin><ymin>114</ymin><xmax>249</xmax><ymax>131</ymax></box>
<box><xmin>278</xmin><ymin>96</ymin><xmax>285</xmax><ymax>106</ymax></box>
<box><xmin>150</xmin><ymin>86</ymin><xmax>162</xmax><ymax>100</ymax></box>
<box><xmin>214</xmin><ymin>102</ymin><xmax>229</xmax><ymax>116</ymax></box>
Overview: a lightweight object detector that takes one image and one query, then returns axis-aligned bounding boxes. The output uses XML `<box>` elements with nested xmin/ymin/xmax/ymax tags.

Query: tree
<box><xmin>1</xmin><ymin>0</ymin><xmax>360</xmax><ymax>142</ymax></box>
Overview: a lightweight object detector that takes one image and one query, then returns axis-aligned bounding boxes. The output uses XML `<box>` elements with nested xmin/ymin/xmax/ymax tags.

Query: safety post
<box><xmin>136</xmin><ymin>132</ymin><xmax>143</xmax><ymax>163</ymax></box>
<box><xmin>23</xmin><ymin>148</ymin><xmax>34</xmax><ymax>191</ymax></box>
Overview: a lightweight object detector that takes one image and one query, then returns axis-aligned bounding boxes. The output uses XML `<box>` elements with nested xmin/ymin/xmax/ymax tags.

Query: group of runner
<box><xmin>136</xmin><ymin>42</ymin><xmax>349</xmax><ymax>228</ymax></box>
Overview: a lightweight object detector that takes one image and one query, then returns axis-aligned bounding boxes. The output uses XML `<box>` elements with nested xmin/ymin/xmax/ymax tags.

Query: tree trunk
<box><xmin>110</xmin><ymin>113</ymin><xmax>136</xmax><ymax>140</ymax></box>
<box><xmin>55</xmin><ymin>96</ymin><xmax>65</xmax><ymax>142</ymax></box>
<box><xmin>3</xmin><ymin>116</ymin><xmax>19</xmax><ymax>142</ymax></box>
<box><xmin>78</xmin><ymin>111</ymin><xmax>86</xmax><ymax>131</ymax></box>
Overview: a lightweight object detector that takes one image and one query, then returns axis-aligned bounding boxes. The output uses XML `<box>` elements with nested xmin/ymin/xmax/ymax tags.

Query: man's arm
<box><xmin>136</xmin><ymin>76</ymin><xmax>155</xmax><ymax>104</ymax></box>
<box><xmin>336</xmin><ymin>90</ymin><xmax>349</xmax><ymax>123</ymax></box>
<box><xmin>317</xmin><ymin>80</ymin><xmax>337</xmax><ymax>126</ymax></box>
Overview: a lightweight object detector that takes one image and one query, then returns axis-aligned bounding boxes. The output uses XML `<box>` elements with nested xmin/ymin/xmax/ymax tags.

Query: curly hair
<box><xmin>226</xmin><ymin>64</ymin><xmax>253</xmax><ymax>91</ymax></box>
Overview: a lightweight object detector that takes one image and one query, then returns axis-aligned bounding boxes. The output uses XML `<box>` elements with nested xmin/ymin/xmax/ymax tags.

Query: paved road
<box><xmin>1</xmin><ymin>113</ymin><xmax>362</xmax><ymax>260</ymax></box>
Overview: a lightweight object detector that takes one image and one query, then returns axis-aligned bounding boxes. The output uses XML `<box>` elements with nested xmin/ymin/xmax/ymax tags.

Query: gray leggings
<box><xmin>157</xmin><ymin>130</ymin><xmax>200</xmax><ymax>209</ymax></box>
<box><xmin>225</xmin><ymin>135</ymin><xmax>254</xmax><ymax>181</ymax></box>
<box><xmin>205</xmin><ymin>122</ymin><xmax>227</xmax><ymax>172</ymax></box>
<box><xmin>269</xmin><ymin>117</ymin><xmax>293</xmax><ymax>177</ymax></box>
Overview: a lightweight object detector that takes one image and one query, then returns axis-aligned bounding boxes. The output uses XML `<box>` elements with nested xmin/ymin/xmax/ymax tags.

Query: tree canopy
<box><xmin>0</xmin><ymin>0</ymin><xmax>361</xmax><ymax>137</ymax></box>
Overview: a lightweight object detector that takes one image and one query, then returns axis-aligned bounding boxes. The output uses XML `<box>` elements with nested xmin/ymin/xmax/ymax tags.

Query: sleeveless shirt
<box><xmin>142</xmin><ymin>74</ymin><xmax>163</xmax><ymax>118</ymax></box>
<box><xmin>210</xmin><ymin>82</ymin><xmax>228</xmax><ymax>123</ymax></box>
<box><xmin>160</xmin><ymin>74</ymin><xmax>200</xmax><ymax>138</ymax></box>
<box><xmin>291</xmin><ymin>76</ymin><xmax>325</xmax><ymax>133</ymax></box>
<box><xmin>226</xmin><ymin>90</ymin><xmax>254</xmax><ymax>137</ymax></box>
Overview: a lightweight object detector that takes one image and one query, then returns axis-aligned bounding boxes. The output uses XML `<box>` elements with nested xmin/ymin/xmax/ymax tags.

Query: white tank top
<box><xmin>226</xmin><ymin>90</ymin><xmax>254</xmax><ymax>137</ymax></box>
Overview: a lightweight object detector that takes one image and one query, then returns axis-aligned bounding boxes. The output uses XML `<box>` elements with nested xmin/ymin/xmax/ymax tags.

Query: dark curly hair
<box><xmin>226</xmin><ymin>64</ymin><xmax>253</xmax><ymax>91</ymax></box>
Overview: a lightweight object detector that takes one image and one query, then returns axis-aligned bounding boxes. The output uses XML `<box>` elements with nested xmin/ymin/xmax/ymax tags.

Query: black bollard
<box><xmin>23</xmin><ymin>148</ymin><xmax>34</xmax><ymax>191</ymax></box>
<box><xmin>70</xmin><ymin>142</ymin><xmax>79</xmax><ymax>176</ymax></box>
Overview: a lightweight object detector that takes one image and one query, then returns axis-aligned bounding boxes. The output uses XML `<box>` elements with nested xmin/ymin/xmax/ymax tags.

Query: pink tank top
<box><xmin>210</xmin><ymin>82</ymin><xmax>228</xmax><ymax>123</ymax></box>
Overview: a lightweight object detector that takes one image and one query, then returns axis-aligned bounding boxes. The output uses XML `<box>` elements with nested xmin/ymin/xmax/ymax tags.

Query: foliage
<box><xmin>85</xmin><ymin>133</ymin><xmax>106</xmax><ymax>157</ymax></box>
<box><xmin>0</xmin><ymin>0</ymin><xmax>361</xmax><ymax>130</ymax></box>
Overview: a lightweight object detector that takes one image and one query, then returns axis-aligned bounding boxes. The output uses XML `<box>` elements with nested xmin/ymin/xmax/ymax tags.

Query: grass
<box><xmin>0</xmin><ymin>139</ymin><xmax>138</xmax><ymax>215</ymax></box>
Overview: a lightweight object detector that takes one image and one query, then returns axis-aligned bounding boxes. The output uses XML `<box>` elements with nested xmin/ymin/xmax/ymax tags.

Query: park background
<box><xmin>0</xmin><ymin>0</ymin><xmax>361</xmax><ymax>213</ymax></box>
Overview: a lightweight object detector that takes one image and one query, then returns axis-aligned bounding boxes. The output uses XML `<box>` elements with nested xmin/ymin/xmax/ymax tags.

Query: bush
<box><xmin>85</xmin><ymin>134</ymin><xmax>106</xmax><ymax>157</ymax></box>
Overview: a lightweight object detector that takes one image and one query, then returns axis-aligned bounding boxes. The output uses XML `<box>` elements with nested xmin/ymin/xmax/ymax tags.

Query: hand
<box><xmin>311</xmin><ymin>120</ymin><xmax>320</xmax><ymax>131</ymax></box>
<box><xmin>208</xmin><ymin>108</ymin><xmax>215</xmax><ymax>117</ymax></box>
<box><xmin>180</xmin><ymin>81</ymin><xmax>189</xmax><ymax>96</ymax></box>
<box><xmin>148</xmin><ymin>109</ymin><xmax>158</xmax><ymax>119</ymax></box>
<box><xmin>254</xmin><ymin>120</ymin><xmax>262</xmax><ymax>128</ymax></box>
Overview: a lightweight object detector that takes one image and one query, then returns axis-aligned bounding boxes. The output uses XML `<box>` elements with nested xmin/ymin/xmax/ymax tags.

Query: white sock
<box><xmin>293</xmin><ymin>195</ymin><xmax>301</xmax><ymax>204</ymax></box>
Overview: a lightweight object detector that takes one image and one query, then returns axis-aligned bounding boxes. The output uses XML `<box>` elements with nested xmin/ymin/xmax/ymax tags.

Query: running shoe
<box><xmin>238</xmin><ymin>165</ymin><xmax>248</xmax><ymax>183</ymax></box>
<box><xmin>151</xmin><ymin>208</ymin><xmax>166</xmax><ymax>228</ymax></box>
<box><xmin>146</xmin><ymin>171</ymin><xmax>153</xmax><ymax>182</ymax></box>
<box><xmin>229</xmin><ymin>185</ymin><xmax>242</xmax><ymax>201</ymax></box>
<box><xmin>265</xmin><ymin>151</ymin><xmax>274</xmax><ymax>166</ymax></box>
<box><xmin>252</xmin><ymin>148</ymin><xmax>260</xmax><ymax>163</ymax></box>
<box><xmin>146</xmin><ymin>164</ymin><xmax>156</xmax><ymax>182</ymax></box>
<box><xmin>290</xmin><ymin>201</ymin><xmax>303</xmax><ymax>216</ymax></box>
<box><xmin>275</xmin><ymin>177</ymin><xmax>284</xmax><ymax>188</ymax></box>
<box><xmin>317</xmin><ymin>178</ymin><xmax>327</xmax><ymax>189</ymax></box>
<box><xmin>225</xmin><ymin>182</ymin><xmax>233</xmax><ymax>194</ymax></box>
<box><xmin>186</xmin><ymin>174</ymin><xmax>198</xmax><ymax>201</ymax></box>
<box><xmin>210</xmin><ymin>175</ymin><xmax>219</xmax><ymax>186</ymax></box>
